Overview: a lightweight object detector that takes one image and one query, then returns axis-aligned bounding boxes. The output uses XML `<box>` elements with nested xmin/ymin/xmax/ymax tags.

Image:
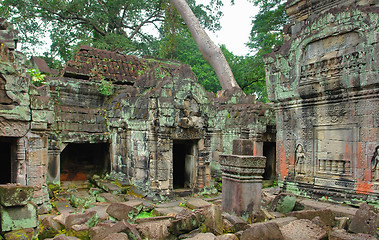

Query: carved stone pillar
<box><xmin>220</xmin><ymin>139</ymin><xmax>266</xmax><ymax>219</ymax></box>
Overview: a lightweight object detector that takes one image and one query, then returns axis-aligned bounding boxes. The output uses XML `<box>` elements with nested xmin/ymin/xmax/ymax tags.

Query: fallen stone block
<box><xmin>67</xmin><ymin>224</ymin><xmax>90</xmax><ymax>240</ymax></box>
<box><xmin>280</xmin><ymin>219</ymin><xmax>328</xmax><ymax>240</ymax></box>
<box><xmin>286</xmin><ymin>208</ymin><xmax>336</xmax><ymax>227</ymax></box>
<box><xmin>186</xmin><ymin>198</ymin><xmax>211</xmax><ymax>210</ymax></box>
<box><xmin>65</xmin><ymin>210</ymin><xmax>98</xmax><ymax>230</ymax></box>
<box><xmin>45</xmin><ymin>234</ymin><xmax>80</xmax><ymax>240</ymax></box>
<box><xmin>106</xmin><ymin>202</ymin><xmax>140</xmax><ymax>221</ymax></box>
<box><xmin>38</xmin><ymin>215</ymin><xmax>62</xmax><ymax>240</ymax></box>
<box><xmin>69</xmin><ymin>190</ymin><xmax>96</xmax><ymax>208</ymax></box>
<box><xmin>329</xmin><ymin>228</ymin><xmax>377</xmax><ymax>240</ymax></box>
<box><xmin>53</xmin><ymin>201</ymin><xmax>75</xmax><ymax>215</ymax></box>
<box><xmin>153</xmin><ymin>206</ymin><xmax>184</xmax><ymax>216</ymax></box>
<box><xmin>103</xmin><ymin>233</ymin><xmax>129</xmax><ymax>240</ymax></box>
<box><xmin>87</xmin><ymin>203</ymin><xmax>110</xmax><ymax>221</ymax></box>
<box><xmin>3</xmin><ymin>228</ymin><xmax>34</xmax><ymax>240</ymax></box>
<box><xmin>0</xmin><ymin>203</ymin><xmax>38</xmax><ymax>232</ymax></box>
<box><xmin>0</xmin><ymin>185</ymin><xmax>34</xmax><ymax>207</ymax></box>
<box><xmin>186</xmin><ymin>232</ymin><xmax>216</xmax><ymax>240</ymax></box>
<box><xmin>240</xmin><ymin>222</ymin><xmax>284</xmax><ymax>240</ymax></box>
<box><xmin>222</xmin><ymin>213</ymin><xmax>248</xmax><ymax>232</ymax></box>
<box><xmin>216</xmin><ymin>234</ymin><xmax>238</xmax><ymax>240</ymax></box>
<box><xmin>348</xmin><ymin>203</ymin><xmax>379</xmax><ymax>236</ymax></box>
<box><xmin>96</xmin><ymin>192</ymin><xmax>124</xmax><ymax>203</ymax></box>
<box><xmin>269</xmin><ymin>193</ymin><xmax>297</xmax><ymax>214</ymax></box>
<box><xmin>136</xmin><ymin>218</ymin><xmax>174</xmax><ymax>240</ymax></box>
<box><xmin>203</xmin><ymin>204</ymin><xmax>223</xmax><ymax>235</ymax></box>
<box><xmin>268</xmin><ymin>216</ymin><xmax>297</xmax><ymax>227</ymax></box>
<box><xmin>168</xmin><ymin>208</ymin><xmax>205</xmax><ymax>236</ymax></box>
<box><xmin>90</xmin><ymin>219</ymin><xmax>141</xmax><ymax>240</ymax></box>
<box><xmin>93</xmin><ymin>179</ymin><xmax>123</xmax><ymax>194</ymax></box>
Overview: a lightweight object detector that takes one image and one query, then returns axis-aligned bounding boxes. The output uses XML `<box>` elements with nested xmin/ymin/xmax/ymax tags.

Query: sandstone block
<box><xmin>90</xmin><ymin>219</ymin><xmax>141</xmax><ymax>240</ymax></box>
<box><xmin>3</xmin><ymin>228</ymin><xmax>34</xmax><ymax>240</ymax></box>
<box><xmin>65</xmin><ymin>210</ymin><xmax>97</xmax><ymax>230</ymax></box>
<box><xmin>348</xmin><ymin>203</ymin><xmax>379</xmax><ymax>236</ymax></box>
<box><xmin>280</xmin><ymin>219</ymin><xmax>327</xmax><ymax>240</ymax></box>
<box><xmin>136</xmin><ymin>219</ymin><xmax>173</xmax><ymax>240</ymax></box>
<box><xmin>0</xmin><ymin>185</ymin><xmax>34</xmax><ymax>207</ymax></box>
<box><xmin>0</xmin><ymin>203</ymin><xmax>37</xmax><ymax>232</ymax></box>
<box><xmin>106</xmin><ymin>202</ymin><xmax>140</xmax><ymax>221</ymax></box>
<box><xmin>186</xmin><ymin>198</ymin><xmax>211</xmax><ymax>209</ymax></box>
<box><xmin>240</xmin><ymin>222</ymin><xmax>284</xmax><ymax>240</ymax></box>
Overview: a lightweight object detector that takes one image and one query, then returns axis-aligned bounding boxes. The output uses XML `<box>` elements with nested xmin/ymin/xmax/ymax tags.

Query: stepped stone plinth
<box><xmin>220</xmin><ymin>139</ymin><xmax>266</xmax><ymax>219</ymax></box>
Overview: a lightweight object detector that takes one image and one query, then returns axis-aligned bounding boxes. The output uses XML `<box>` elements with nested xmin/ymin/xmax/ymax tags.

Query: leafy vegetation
<box><xmin>98</xmin><ymin>77</ymin><xmax>114</xmax><ymax>96</ymax></box>
<box><xmin>26</xmin><ymin>68</ymin><xmax>47</xmax><ymax>86</ymax></box>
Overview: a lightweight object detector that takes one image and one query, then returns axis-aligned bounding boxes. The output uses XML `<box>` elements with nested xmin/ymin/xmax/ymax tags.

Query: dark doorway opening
<box><xmin>60</xmin><ymin>142</ymin><xmax>110</xmax><ymax>181</ymax></box>
<box><xmin>263</xmin><ymin>142</ymin><xmax>276</xmax><ymax>180</ymax></box>
<box><xmin>0</xmin><ymin>137</ymin><xmax>16</xmax><ymax>184</ymax></box>
<box><xmin>173</xmin><ymin>140</ymin><xmax>196</xmax><ymax>189</ymax></box>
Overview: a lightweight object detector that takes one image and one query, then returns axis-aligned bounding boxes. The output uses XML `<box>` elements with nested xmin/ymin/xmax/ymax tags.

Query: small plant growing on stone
<box><xmin>26</xmin><ymin>68</ymin><xmax>46</xmax><ymax>87</ymax></box>
<box><xmin>98</xmin><ymin>77</ymin><xmax>114</xmax><ymax>96</ymax></box>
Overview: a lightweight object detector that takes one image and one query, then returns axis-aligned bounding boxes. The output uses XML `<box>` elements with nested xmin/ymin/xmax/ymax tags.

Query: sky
<box><xmin>198</xmin><ymin>0</ymin><xmax>259</xmax><ymax>56</ymax></box>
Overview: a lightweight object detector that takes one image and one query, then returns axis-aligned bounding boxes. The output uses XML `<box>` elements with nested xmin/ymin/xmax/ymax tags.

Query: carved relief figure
<box><xmin>295</xmin><ymin>144</ymin><xmax>306</xmax><ymax>174</ymax></box>
<box><xmin>371</xmin><ymin>146</ymin><xmax>379</xmax><ymax>181</ymax></box>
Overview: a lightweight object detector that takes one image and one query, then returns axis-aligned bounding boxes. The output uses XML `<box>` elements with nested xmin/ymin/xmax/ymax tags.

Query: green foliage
<box><xmin>26</xmin><ymin>68</ymin><xmax>46</xmax><ymax>86</ymax></box>
<box><xmin>98</xmin><ymin>78</ymin><xmax>114</xmax><ymax>96</ymax></box>
<box><xmin>0</xmin><ymin>0</ymin><xmax>223</xmax><ymax>66</ymax></box>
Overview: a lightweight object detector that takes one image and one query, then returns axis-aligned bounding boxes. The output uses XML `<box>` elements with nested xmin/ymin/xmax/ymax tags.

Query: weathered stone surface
<box><xmin>186</xmin><ymin>198</ymin><xmax>211</xmax><ymax>209</ymax></box>
<box><xmin>186</xmin><ymin>232</ymin><xmax>216</xmax><ymax>240</ymax></box>
<box><xmin>38</xmin><ymin>215</ymin><xmax>62</xmax><ymax>240</ymax></box>
<box><xmin>215</xmin><ymin>234</ymin><xmax>238</xmax><ymax>240</ymax></box>
<box><xmin>0</xmin><ymin>185</ymin><xmax>34</xmax><ymax>207</ymax></box>
<box><xmin>64</xmin><ymin>210</ymin><xmax>97</xmax><ymax>230</ymax></box>
<box><xmin>202</xmin><ymin>204</ymin><xmax>223</xmax><ymax>235</ymax></box>
<box><xmin>240</xmin><ymin>222</ymin><xmax>284</xmax><ymax>240</ymax></box>
<box><xmin>106</xmin><ymin>202</ymin><xmax>140</xmax><ymax>221</ymax></box>
<box><xmin>270</xmin><ymin>193</ymin><xmax>297</xmax><ymax>214</ymax></box>
<box><xmin>268</xmin><ymin>216</ymin><xmax>297</xmax><ymax>228</ymax></box>
<box><xmin>232</xmin><ymin>139</ymin><xmax>254</xmax><ymax>155</ymax></box>
<box><xmin>45</xmin><ymin>234</ymin><xmax>80</xmax><ymax>240</ymax></box>
<box><xmin>90</xmin><ymin>219</ymin><xmax>141</xmax><ymax>240</ymax></box>
<box><xmin>329</xmin><ymin>228</ymin><xmax>377</xmax><ymax>240</ymax></box>
<box><xmin>168</xmin><ymin>209</ymin><xmax>205</xmax><ymax>236</ymax></box>
<box><xmin>136</xmin><ymin>219</ymin><xmax>174</xmax><ymax>240</ymax></box>
<box><xmin>3</xmin><ymin>228</ymin><xmax>34</xmax><ymax>240</ymax></box>
<box><xmin>220</xmin><ymin>153</ymin><xmax>266</xmax><ymax>217</ymax></box>
<box><xmin>87</xmin><ymin>203</ymin><xmax>110</xmax><ymax>221</ymax></box>
<box><xmin>153</xmin><ymin>206</ymin><xmax>184</xmax><ymax>216</ymax></box>
<box><xmin>348</xmin><ymin>203</ymin><xmax>379</xmax><ymax>236</ymax></box>
<box><xmin>96</xmin><ymin>193</ymin><xmax>124</xmax><ymax>203</ymax></box>
<box><xmin>286</xmin><ymin>209</ymin><xmax>336</xmax><ymax>227</ymax></box>
<box><xmin>221</xmin><ymin>213</ymin><xmax>248</xmax><ymax>232</ymax></box>
<box><xmin>103</xmin><ymin>233</ymin><xmax>129</xmax><ymax>240</ymax></box>
<box><xmin>0</xmin><ymin>203</ymin><xmax>38</xmax><ymax>232</ymax></box>
<box><xmin>280</xmin><ymin>219</ymin><xmax>327</xmax><ymax>240</ymax></box>
<box><xmin>54</xmin><ymin>201</ymin><xmax>75</xmax><ymax>215</ymax></box>
<box><xmin>69</xmin><ymin>190</ymin><xmax>96</xmax><ymax>208</ymax></box>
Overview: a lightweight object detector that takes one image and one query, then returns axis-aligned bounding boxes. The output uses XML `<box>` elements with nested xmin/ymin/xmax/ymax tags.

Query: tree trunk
<box><xmin>169</xmin><ymin>0</ymin><xmax>242</xmax><ymax>92</ymax></box>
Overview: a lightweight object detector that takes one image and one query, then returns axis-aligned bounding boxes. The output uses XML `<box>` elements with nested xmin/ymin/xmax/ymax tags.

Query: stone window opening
<box><xmin>172</xmin><ymin>140</ymin><xmax>198</xmax><ymax>189</ymax></box>
<box><xmin>0</xmin><ymin>137</ymin><xmax>17</xmax><ymax>184</ymax></box>
<box><xmin>60</xmin><ymin>142</ymin><xmax>110</xmax><ymax>181</ymax></box>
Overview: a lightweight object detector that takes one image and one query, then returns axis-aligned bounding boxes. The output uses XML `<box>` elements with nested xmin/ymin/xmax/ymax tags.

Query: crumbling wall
<box><xmin>265</xmin><ymin>0</ymin><xmax>379</xmax><ymax>201</ymax></box>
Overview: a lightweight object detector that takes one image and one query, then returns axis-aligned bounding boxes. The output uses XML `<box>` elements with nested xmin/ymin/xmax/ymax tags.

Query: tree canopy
<box><xmin>0</xmin><ymin>0</ymin><xmax>288</xmax><ymax>101</ymax></box>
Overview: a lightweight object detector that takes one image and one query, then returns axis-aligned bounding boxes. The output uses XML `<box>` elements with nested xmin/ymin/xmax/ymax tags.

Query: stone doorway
<box><xmin>173</xmin><ymin>140</ymin><xmax>197</xmax><ymax>189</ymax></box>
<box><xmin>60</xmin><ymin>143</ymin><xmax>110</xmax><ymax>181</ymax></box>
<box><xmin>263</xmin><ymin>142</ymin><xmax>276</xmax><ymax>180</ymax></box>
<box><xmin>0</xmin><ymin>137</ymin><xmax>16</xmax><ymax>184</ymax></box>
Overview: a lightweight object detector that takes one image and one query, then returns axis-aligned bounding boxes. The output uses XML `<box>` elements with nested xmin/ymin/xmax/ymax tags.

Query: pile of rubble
<box><xmin>0</xmin><ymin>180</ymin><xmax>378</xmax><ymax>240</ymax></box>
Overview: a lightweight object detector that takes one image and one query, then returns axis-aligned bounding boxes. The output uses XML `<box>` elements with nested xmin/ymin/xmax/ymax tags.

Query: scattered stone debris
<box><xmin>2</xmin><ymin>179</ymin><xmax>377</xmax><ymax>239</ymax></box>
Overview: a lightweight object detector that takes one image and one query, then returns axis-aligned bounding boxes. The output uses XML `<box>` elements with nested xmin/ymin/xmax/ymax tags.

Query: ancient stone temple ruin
<box><xmin>265</xmin><ymin>0</ymin><xmax>379</xmax><ymax>202</ymax></box>
<box><xmin>0</xmin><ymin>18</ymin><xmax>275</xmax><ymax>209</ymax></box>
